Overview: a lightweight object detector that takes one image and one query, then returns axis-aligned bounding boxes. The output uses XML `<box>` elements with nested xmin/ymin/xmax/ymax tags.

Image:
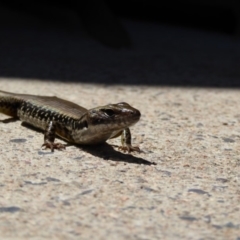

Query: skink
<box><xmin>0</xmin><ymin>90</ymin><xmax>141</xmax><ymax>152</ymax></box>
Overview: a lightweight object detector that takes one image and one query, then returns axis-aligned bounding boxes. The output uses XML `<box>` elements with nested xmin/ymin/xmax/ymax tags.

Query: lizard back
<box><xmin>0</xmin><ymin>90</ymin><xmax>89</xmax><ymax>136</ymax></box>
<box><xmin>0</xmin><ymin>90</ymin><xmax>87</xmax><ymax>119</ymax></box>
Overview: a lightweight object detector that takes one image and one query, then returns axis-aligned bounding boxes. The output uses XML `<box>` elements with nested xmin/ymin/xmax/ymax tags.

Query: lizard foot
<box><xmin>42</xmin><ymin>142</ymin><xmax>66</xmax><ymax>152</ymax></box>
<box><xmin>118</xmin><ymin>145</ymin><xmax>141</xmax><ymax>153</ymax></box>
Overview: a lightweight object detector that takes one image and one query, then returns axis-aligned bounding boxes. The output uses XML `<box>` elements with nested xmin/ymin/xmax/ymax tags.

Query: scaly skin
<box><xmin>0</xmin><ymin>90</ymin><xmax>141</xmax><ymax>152</ymax></box>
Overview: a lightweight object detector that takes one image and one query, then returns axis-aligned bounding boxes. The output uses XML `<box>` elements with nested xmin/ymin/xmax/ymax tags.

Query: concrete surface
<box><xmin>0</xmin><ymin>20</ymin><xmax>240</xmax><ymax>240</ymax></box>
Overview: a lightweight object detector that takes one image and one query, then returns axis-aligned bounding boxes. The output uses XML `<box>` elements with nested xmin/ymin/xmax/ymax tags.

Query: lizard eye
<box><xmin>101</xmin><ymin>109</ymin><xmax>115</xmax><ymax>117</ymax></box>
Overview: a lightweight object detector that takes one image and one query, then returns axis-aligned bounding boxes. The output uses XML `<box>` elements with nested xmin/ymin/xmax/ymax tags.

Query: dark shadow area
<box><xmin>37</xmin><ymin>142</ymin><xmax>155</xmax><ymax>165</ymax></box>
<box><xmin>0</xmin><ymin>2</ymin><xmax>240</xmax><ymax>87</ymax></box>
<box><xmin>77</xmin><ymin>143</ymin><xmax>156</xmax><ymax>165</ymax></box>
<box><xmin>107</xmin><ymin>1</ymin><xmax>239</xmax><ymax>35</ymax></box>
<box><xmin>0</xmin><ymin>1</ymin><xmax>132</xmax><ymax>48</ymax></box>
<box><xmin>0</xmin><ymin>117</ymin><xmax>18</xmax><ymax>123</ymax></box>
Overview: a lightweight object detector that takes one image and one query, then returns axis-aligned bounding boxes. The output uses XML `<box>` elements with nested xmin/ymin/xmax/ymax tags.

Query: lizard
<box><xmin>0</xmin><ymin>90</ymin><xmax>141</xmax><ymax>152</ymax></box>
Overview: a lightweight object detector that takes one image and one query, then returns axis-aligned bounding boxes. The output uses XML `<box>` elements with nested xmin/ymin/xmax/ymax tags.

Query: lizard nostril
<box><xmin>135</xmin><ymin>109</ymin><xmax>141</xmax><ymax>117</ymax></box>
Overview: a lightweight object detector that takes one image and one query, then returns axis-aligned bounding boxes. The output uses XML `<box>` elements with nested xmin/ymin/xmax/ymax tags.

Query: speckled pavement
<box><xmin>0</xmin><ymin>20</ymin><xmax>240</xmax><ymax>240</ymax></box>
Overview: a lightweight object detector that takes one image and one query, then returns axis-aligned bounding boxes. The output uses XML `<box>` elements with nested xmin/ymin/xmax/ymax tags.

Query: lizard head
<box><xmin>73</xmin><ymin>102</ymin><xmax>141</xmax><ymax>144</ymax></box>
<box><xmin>86</xmin><ymin>102</ymin><xmax>141</xmax><ymax>131</ymax></box>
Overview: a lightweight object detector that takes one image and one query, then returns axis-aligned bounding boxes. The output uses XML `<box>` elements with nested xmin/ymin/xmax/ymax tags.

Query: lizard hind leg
<box><xmin>42</xmin><ymin>121</ymin><xmax>66</xmax><ymax>152</ymax></box>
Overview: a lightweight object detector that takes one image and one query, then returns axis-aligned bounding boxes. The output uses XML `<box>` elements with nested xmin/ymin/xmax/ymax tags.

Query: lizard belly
<box><xmin>71</xmin><ymin>129</ymin><xmax>113</xmax><ymax>145</ymax></box>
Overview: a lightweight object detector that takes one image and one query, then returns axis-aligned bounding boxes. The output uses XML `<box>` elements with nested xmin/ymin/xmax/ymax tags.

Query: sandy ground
<box><xmin>0</xmin><ymin>19</ymin><xmax>239</xmax><ymax>240</ymax></box>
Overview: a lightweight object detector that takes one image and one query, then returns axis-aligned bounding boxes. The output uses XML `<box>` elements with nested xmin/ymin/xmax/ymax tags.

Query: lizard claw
<box><xmin>42</xmin><ymin>142</ymin><xmax>66</xmax><ymax>152</ymax></box>
<box><xmin>118</xmin><ymin>145</ymin><xmax>141</xmax><ymax>153</ymax></box>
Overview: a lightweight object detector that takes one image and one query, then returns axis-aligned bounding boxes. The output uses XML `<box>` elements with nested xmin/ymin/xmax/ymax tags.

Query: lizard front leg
<box><xmin>119</xmin><ymin>128</ymin><xmax>141</xmax><ymax>153</ymax></box>
<box><xmin>42</xmin><ymin>121</ymin><xmax>66</xmax><ymax>152</ymax></box>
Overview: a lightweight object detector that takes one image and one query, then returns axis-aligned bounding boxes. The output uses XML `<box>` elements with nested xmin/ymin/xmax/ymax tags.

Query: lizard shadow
<box><xmin>19</xmin><ymin>122</ymin><xmax>155</xmax><ymax>165</ymax></box>
<box><xmin>0</xmin><ymin>117</ymin><xmax>19</xmax><ymax>123</ymax></box>
<box><xmin>73</xmin><ymin>143</ymin><xmax>156</xmax><ymax>165</ymax></box>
